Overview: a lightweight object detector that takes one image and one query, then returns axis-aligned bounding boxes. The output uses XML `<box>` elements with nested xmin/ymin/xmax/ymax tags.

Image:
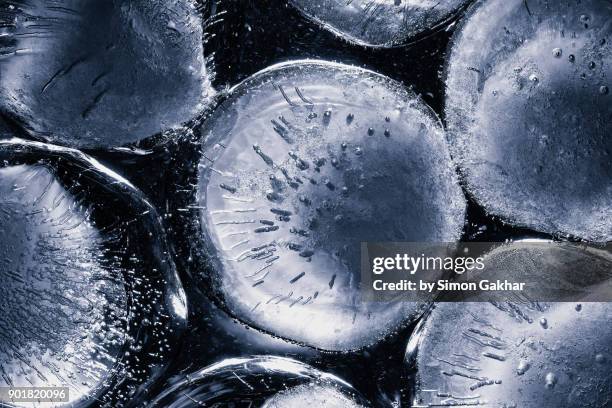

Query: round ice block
<box><xmin>0</xmin><ymin>0</ymin><xmax>211</xmax><ymax>148</ymax></box>
<box><xmin>408</xmin><ymin>241</ymin><xmax>612</xmax><ymax>408</ymax></box>
<box><xmin>0</xmin><ymin>139</ymin><xmax>187</xmax><ymax>407</ymax></box>
<box><xmin>445</xmin><ymin>0</ymin><xmax>612</xmax><ymax>242</ymax></box>
<box><xmin>196</xmin><ymin>60</ymin><xmax>466</xmax><ymax>351</ymax></box>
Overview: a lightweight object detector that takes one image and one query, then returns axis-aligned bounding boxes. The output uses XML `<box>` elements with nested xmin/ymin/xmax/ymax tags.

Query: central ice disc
<box><xmin>197</xmin><ymin>60</ymin><xmax>466</xmax><ymax>351</ymax></box>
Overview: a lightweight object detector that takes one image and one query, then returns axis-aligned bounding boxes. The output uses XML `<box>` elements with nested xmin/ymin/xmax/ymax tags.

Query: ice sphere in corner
<box><xmin>261</xmin><ymin>383</ymin><xmax>365</xmax><ymax>408</ymax></box>
<box><xmin>407</xmin><ymin>241</ymin><xmax>612</xmax><ymax>408</ymax></box>
<box><xmin>0</xmin><ymin>139</ymin><xmax>187</xmax><ymax>406</ymax></box>
<box><xmin>289</xmin><ymin>0</ymin><xmax>471</xmax><ymax>47</ymax></box>
<box><xmin>445</xmin><ymin>0</ymin><xmax>612</xmax><ymax>242</ymax></box>
<box><xmin>196</xmin><ymin>60</ymin><xmax>466</xmax><ymax>351</ymax></box>
<box><xmin>149</xmin><ymin>356</ymin><xmax>369</xmax><ymax>407</ymax></box>
<box><xmin>0</xmin><ymin>0</ymin><xmax>211</xmax><ymax>149</ymax></box>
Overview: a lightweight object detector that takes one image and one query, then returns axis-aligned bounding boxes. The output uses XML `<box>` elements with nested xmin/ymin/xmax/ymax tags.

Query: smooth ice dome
<box><xmin>197</xmin><ymin>60</ymin><xmax>466</xmax><ymax>351</ymax></box>
<box><xmin>0</xmin><ymin>0</ymin><xmax>210</xmax><ymax>148</ymax></box>
<box><xmin>445</xmin><ymin>0</ymin><xmax>612</xmax><ymax>242</ymax></box>
<box><xmin>262</xmin><ymin>383</ymin><xmax>365</xmax><ymax>408</ymax></box>
<box><xmin>149</xmin><ymin>356</ymin><xmax>368</xmax><ymax>407</ymax></box>
<box><xmin>289</xmin><ymin>0</ymin><xmax>470</xmax><ymax>47</ymax></box>
<box><xmin>0</xmin><ymin>164</ymin><xmax>127</xmax><ymax>403</ymax></box>
<box><xmin>408</xmin><ymin>241</ymin><xmax>612</xmax><ymax>408</ymax></box>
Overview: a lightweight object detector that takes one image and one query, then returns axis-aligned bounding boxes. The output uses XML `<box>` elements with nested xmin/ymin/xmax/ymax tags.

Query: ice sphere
<box><xmin>149</xmin><ymin>355</ymin><xmax>369</xmax><ymax>407</ymax></box>
<box><xmin>289</xmin><ymin>0</ymin><xmax>471</xmax><ymax>47</ymax></box>
<box><xmin>408</xmin><ymin>242</ymin><xmax>612</xmax><ymax>408</ymax></box>
<box><xmin>445</xmin><ymin>0</ymin><xmax>612</xmax><ymax>242</ymax></box>
<box><xmin>0</xmin><ymin>139</ymin><xmax>187</xmax><ymax>406</ymax></box>
<box><xmin>0</xmin><ymin>0</ymin><xmax>211</xmax><ymax>149</ymax></box>
<box><xmin>196</xmin><ymin>60</ymin><xmax>466</xmax><ymax>351</ymax></box>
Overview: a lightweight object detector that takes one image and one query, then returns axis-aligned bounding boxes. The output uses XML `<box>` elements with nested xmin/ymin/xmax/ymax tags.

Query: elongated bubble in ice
<box><xmin>445</xmin><ymin>0</ymin><xmax>612</xmax><ymax>242</ymax></box>
<box><xmin>0</xmin><ymin>139</ymin><xmax>187</xmax><ymax>406</ymax></box>
<box><xmin>408</xmin><ymin>242</ymin><xmax>612</xmax><ymax>408</ymax></box>
<box><xmin>0</xmin><ymin>0</ymin><xmax>211</xmax><ymax>149</ymax></box>
<box><xmin>197</xmin><ymin>60</ymin><xmax>466</xmax><ymax>351</ymax></box>
<box><xmin>289</xmin><ymin>0</ymin><xmax>470</xmax><ymax>47</ymax></box>
<box><xmin>149</xmin><ymin>356</ymin><xmax>369</xmax><ymax>407</ymax></box>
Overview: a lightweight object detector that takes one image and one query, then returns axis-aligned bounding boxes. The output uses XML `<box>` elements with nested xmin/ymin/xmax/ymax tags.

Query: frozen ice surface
<box><xmin>262</xmin><ymin>383</ymin><xmax>365</xmax><ymax>408</ymax></box>
<box><xmin>150</xmin><ymin>355</ymin><xmax>369</xmax><ymax>407</ymax></box>
<box><xmin>445</xmin><ymin>0</ymin><xmax>612</xmax><ymax>242</ymax></box>
<box><xmin>408</xmin><ymin>242</ymin><xmax>612</xmax><ymax>408</ymax></box>
<box><xmin>197</xmin><ymin>60</ymin><xmax>466</xmax><ymax>351</ymax></box>
<box><xmin>289</xmin><ymin>0</ymin><xmax>470</xmax><ymax>47</ymax></box>
<box><xmin>0</xmin><ymin>139</ymin><xmax>188</xmax><ymax>406</ymax></box>
<box><xmin>411</xmin><ymin>302</ymin><xmax>612</xmax><ymax>407</ymax></box>
<box><xmin>0</xmin><ymin>164</ymin><xmax>127</xmax><ymax>403</ymax></box>
<box><xmin>0</xmin><ymin>0</ymin><xmax>211</xmax><ymax>149</ymax></box>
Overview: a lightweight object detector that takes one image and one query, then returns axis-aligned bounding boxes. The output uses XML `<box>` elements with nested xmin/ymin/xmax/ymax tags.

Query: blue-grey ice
<box><xmin>0</xmin><ymin>164</ymin><xmax>127</xmax><ymax>403</ymax></box>
<box><xmin>289</xmin><ymin>0</ymin><xmax>470</xmax><ymax>47</ymax></box>
<box><xmin>197</xmin><ymin>60</ymin><xmax>466</xmax><ymax>351</ymax></box>
<box><xmin>445</xmin><ymin>0</ymin><xmax>612</xmax><ymax>242</ymax></box>
<box><xmin>408</xmin><ymin>241</ymin><xmax>612</xmax><ymax>407</ymax></box>
<box><xmin>0</xmin><ymin>139</ymin><xmax>188</xmax><ymax>406</ymax></box>
<box><xmin>262</xmin><ymin>383</ymin><xmax>365</xmax><ymax>408</ymax></box>
<box><xmin>149</xmin><ymin>356</ymin><xmax>368</xmax><ymax>407</ymax></box>
<box><xmin>0</xmin><ymin>0</ymin><xmax>211</xmax><ymax>149</ymax></box>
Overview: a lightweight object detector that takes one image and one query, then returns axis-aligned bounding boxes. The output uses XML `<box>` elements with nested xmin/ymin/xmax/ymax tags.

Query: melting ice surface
<box><xmin>149</xmin><ymin>355</ymin><xmax>368</xmax><ymax>407</ymax></box>
<box><xmin>0</xmin><ymin>164</ymin><xmax>127</xmax><ymax>403</ymax></box>
<box><xmin>0</xmin><ymin>0</ymin><xmax>210</xmax><ymax>148</ymax></box>
<box><xmin>289</xmin><ymin>0</ymin><xmax>470</xmax><ymax>47</ymax></box>
<box><xmin>445</xmin><ymin>0</ymin><xmax>612</xmax><ymax>242</ymax></box>
<box><xmin>197</xmin><ymin>60</ymin><xmax>466</xmax><ymax>351</ymax></box>
<box><xmin>408</xmin><ymin>242</ymin><xmax>612</xmax><ymax>408</ymax></box>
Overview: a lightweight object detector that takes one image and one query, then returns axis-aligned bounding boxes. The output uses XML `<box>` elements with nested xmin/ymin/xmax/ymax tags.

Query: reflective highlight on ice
<box><xmin>197</xmin><ymin>60</ymin><xmax>466</xmax><ymax>351</ymax></box>
<box><xmin>445</xmin><ymin>0</ymin><xmax>612</xmax><ymax>242</ymax></box>
<box><xmin>289</xmin><ymin>0</ymin><xmax>471</xmax><ymax>47</ymax></box>
<box><xmin>0</xmin><ymin>0</ymin><xmax>211</xmax><ymax>148</ymax></box>
<box><xmin>149</xmin><ymin>355</ymin><xmax>369</xmax><ymax>407</ymax></box>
